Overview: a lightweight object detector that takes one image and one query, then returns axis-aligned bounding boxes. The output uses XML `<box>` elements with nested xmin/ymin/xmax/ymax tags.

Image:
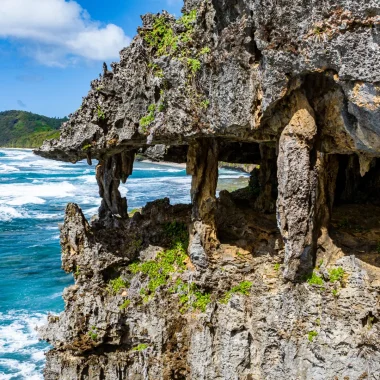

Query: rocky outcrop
<box><xmin>36</xmin><ymin>0</ymin><xmax>380</xmax><ymax>378</ymax></box>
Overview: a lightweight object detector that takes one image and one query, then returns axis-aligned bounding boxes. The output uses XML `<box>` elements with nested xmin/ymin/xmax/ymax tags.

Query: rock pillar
<box><xmin>187</xmin><ymin>139</ymin><xmax>219</xmax><ymax>268</ymax></box>
<box><xmin>277</xmin><ymin>91</ymin><xmax>318</xmax><ymax>281</ymax></box>
<box><xmin>96</xmin><ymin>150</ymin><xmax>135</xmax><ymax>219</ymax></box>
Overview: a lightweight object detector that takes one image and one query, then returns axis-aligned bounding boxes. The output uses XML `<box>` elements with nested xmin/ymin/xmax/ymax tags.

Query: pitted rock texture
<box><xmin>35</xmin><ymin>0</ymin><xmax>380</xmax><ymax>378</ymax></box>
<box><xmin>40</xmin><ymin>200</ymin><xmax>380</xmax><ymax>380</ymax></box>
<box><xmin>37</xmin><ymin>0</ymin><xmax>380</xmax><ymax>162</ymax></box>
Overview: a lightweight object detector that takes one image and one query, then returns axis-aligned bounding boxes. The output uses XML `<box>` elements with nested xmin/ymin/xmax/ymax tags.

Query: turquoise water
<box><xmin>0</xmin><ymin>149</ymin><xmax>247</xmax><ymax>379</ymax></box>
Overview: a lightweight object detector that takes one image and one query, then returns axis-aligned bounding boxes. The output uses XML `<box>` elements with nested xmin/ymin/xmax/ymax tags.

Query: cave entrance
<box><xmin>329</xmin><ymin>154</ymin><xmax>380</xmax><ymax>267</ymax></box>
<box><xmin>215</xmin><ymin>141</ymin><xmax>280</xmax><ymax>256</ymax></box>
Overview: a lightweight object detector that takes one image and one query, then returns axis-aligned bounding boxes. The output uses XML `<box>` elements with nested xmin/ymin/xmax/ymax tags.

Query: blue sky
<box><xmin>0</xmin><ymin>0</ymin><xmax>183</xmax><ymax>118</ymax></box>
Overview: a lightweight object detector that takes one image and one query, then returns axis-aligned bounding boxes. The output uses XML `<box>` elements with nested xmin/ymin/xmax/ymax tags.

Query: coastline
<box><xmin>140</xmin><ymin>159</ymin><xmax>187</xmax><ymax>169</ymax></box>
<box><xmin>140</xmin><ymin>159</ymin><xmax>254</xmax><ymax>174</ymax></box>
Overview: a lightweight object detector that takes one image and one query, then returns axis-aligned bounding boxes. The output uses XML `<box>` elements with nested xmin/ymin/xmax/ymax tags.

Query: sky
<box><xmin>0</xmin><ymin>0</ymin><xmax>183</xmax><ymax>118</ymax></box>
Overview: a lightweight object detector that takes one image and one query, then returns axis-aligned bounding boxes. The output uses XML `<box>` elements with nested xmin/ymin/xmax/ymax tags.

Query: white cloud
<box><xmin>0</xmin><ymin>0</ymin><xmax>131</xmax><ymax>66</ymax></box>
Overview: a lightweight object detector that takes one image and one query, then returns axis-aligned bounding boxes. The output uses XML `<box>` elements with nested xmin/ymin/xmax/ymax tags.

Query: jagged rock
<box><xmin>34</xmin><ymin>0</ymin><xmax>380</xmax><ymax>378</ymax></box>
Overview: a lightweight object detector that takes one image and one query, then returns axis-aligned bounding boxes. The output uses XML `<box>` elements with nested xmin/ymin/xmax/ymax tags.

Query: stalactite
<box><xmin>186</xmin><ymin>139</ymin><xmax>219</xmax><ymax>267</ymax></box>
<box><xmin>276</xmin><ymin>90</ymin><xmax>318</xmax><ymax>281</ymax></box>
<box><xmin>96</xmin><ymin>150</ymin><xmax>135</xmax><ymax>219</ymax></box>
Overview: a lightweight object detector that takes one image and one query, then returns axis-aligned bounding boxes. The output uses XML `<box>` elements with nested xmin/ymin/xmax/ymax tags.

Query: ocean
<box><xmin>0</xmin><ymin>148</ymin><xmax>248</xmax><ymax>379</ymax></box>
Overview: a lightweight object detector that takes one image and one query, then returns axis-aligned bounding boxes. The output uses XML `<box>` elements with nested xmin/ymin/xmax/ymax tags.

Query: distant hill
<box><xmin>0</xmin><ymin>110</ymin><xmax>68</xmax><ymax>148</ymax></box>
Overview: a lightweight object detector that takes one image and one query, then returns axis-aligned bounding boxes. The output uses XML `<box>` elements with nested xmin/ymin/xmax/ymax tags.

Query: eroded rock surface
<box><xmin>35</xmin><ymin>0</ymin><xmax>380</xmax><ymax>378</ymax></box>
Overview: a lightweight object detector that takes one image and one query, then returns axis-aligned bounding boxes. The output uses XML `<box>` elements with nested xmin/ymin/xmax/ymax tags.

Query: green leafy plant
<box><xmin>220</xmin><ymin>281</ymin><xmax>253</xmax><ymax>304</ymax></box>
<box><xmin>74</xmin><ymin>265</ymin><xmax>80</xmax><ymax>277</ymax></box>
<box><xmin>199</xmin><ymin>47</ymin><xmax>211</xmax><ymax>55</ymax></box>
<box><xmin>308</xmin><ymin>331</ymin><xmax>318</xmax><ymax>342</ymax></box>
<box><xmin>178</xmin><ymin>9</ymin><xmax>197</xmax><ymax>29</ymax></box>
<box><xmin>274</xmin><ymin>263</ymin><xmax>281</xmax><ymax>271</ymax></box>
<box><xmin>119</xmin><ymin>299</ymin><xmax>131</xmax><ymax>310</ymax></box>
<box><xmin>88</xmin><ymin>326</ymin><xmax>98</xmax><ymax>341</ymax></box>
<box><xmin>129</xmin><ymin>241</ymin><xmax>187</xmax><ymax>299</ymax></box>
<box><xmin>307</xmin><ymin>272</ymin><xmax>324</xmax><ymax>286</ymax></box>
<box><xmin>200</xmin><ymin>99</ymin><xmax>210</xmax><ymax>109</ymax></box>
<box><xmin>328</xmin><ymin>267</ymin><xmax>345</xmax><ymax>283</ymax></box>
<box><xmin>97</xmin><ymin>105</ymin><xmax>105</xmax><ymax>120</ymax></box>
<box><xmin>107</xmin><ymin>277</ymin><xmax>128</xmax><ymax>295</ymax></box>
<box><xmin>187</xmin><ymin>58</ymin><xmax>201</xmax><ymax>74</ymax></box>
<box><xmin>170</xmin><ymin>279</ymin><xmax>211</xmax><ymax>313</ymax></box>
<box><xmin>132</xmin><ymin>343</ymin><xmax>149</xmax><ymax>352</ymax></box>
<box><xmin>316</xmin><ymin>259</ymin><xmax>324</xmax><ymax>270</ymax></box>
<box><xmin>331</xmin><ymin>289</ymin><xmax>339</xmax><ymax>297</ymax></box>
<box><xmin>140</xmin><ymin>104</ymin><xmax>156</xmax><ymax>128</ymax></box>
<box><xmin>143</xmin><ymin>16</ymin><xmax>178</xmax><ymax>56</ymax></box>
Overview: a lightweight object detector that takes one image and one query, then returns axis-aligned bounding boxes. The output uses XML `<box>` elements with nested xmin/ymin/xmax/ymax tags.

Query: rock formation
<box><xmin>36</xmin><ymin>0</ymin><xmax>380</xmax><ymax>378</ymax></box>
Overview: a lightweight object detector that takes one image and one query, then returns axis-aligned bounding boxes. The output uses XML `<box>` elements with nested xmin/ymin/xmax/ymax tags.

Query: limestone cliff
<box><xmin>36</xmin><ymin>0</ymin><xmax>380</xmax><ymax>379</ymax></box>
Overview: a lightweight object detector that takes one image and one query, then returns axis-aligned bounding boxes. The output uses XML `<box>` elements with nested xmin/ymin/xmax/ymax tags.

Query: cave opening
<box><xmin>329</xmin><ymin>155</ymin><xmax>380</xmax><ymax>268</ymax></box>
<box><xmin>214</xmin><ymin>140</ymin><xmax>279</xmax><ymax>258</ymax></box>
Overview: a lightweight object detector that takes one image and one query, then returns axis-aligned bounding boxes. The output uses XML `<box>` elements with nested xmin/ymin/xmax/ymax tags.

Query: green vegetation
<box><xmin>130</xmin><ymin>241</ymin><xmax>187</xmax><ymax>301</ymax></box>
<box><xmin>107</xmin><ymin>277</ymin><xmax>128</xmax><ymax>295</ymax></box>
<box><xmin>88</xmin><ymin>326</ymin><xmax>98</xmax><ymax>341</ymax></box>
<box><xmin>307</xmin><ymin>272</ymin><xmax>324</xmax><ymax>286</ymax></box>
<box><xmin>0</xmin><ymin>110</ymin><xmax>67</xmax><ymax>148</ymax></box>
<box><xmin>170</xmin><ymin>279</ymin><xmax>211</xmax><ymax>313</ymax></box>
<box><xmin>82</xmin><ymin>143</ymin><xmax>92</xmax><ymax>151</ymax></box>
<box><xmin>328</xmin><ymin>267</ymin><xmax>345</xmax><ymax>283</ymax></box>
<box><xmin>132</xmin><ymin>343</ymin><xmax>149</xmax><ymax>352</ymax></box>
<box><xmin>332</xmin><ymin>289</ymin><xmax>339</xmax><ymax>297</ymax></box>
<box><xmin>178</xmin><ymin>9</ymin><xmax>197</xmax><ymax>29</ymax></box>
<box><xmin>74</xmin><ymin>266</ymin><xmax>80</xmax><ymax>277</ymax></box>
<box><xmin>139</xmin><ymin>9</ymin><xmax>210</xmax><ymax>127</ymax></box>
<box><xmin>187</xmin><ymin>58</ymin><xmax>201</xmax><ymax>74</ymax></box>
<box><xmin>119</xmin><ymin>299</ymin><xmax>131</xmax><ymax>310</ymax></box>
<box><xmin>308</xmin><ymin>331</ymin><xmax>318</xmax><ymax>342</ymax></box>
<box><xmin>97</xmin><ymin>105</ymin><xmax>105</xmax><ymax>120</ymax></box>
<box><xmin>126</xmin><ymin>221</ymin><xmax>196</xmax><ymax>307</ymax></box>
<box><xmin>128</xmin><ymin>208</ymin><xmax>141</xmax><ymax>217</ymax></box>
<box><xmin>367</xmin><ymin>316</ymin><xmax>375</xmax><ymax>330</ymax></box>
<box><xmin>147</xmin><ymin>63</ymin><xmax>164</xmax><ymax>78</ymax></box>
<box><xmin>220</xmin><ymin>281</ymin><xmax>253</xmax><ymax>304</ymax></box>
<box><xmin>274</xmin><ymin>263</ymin><xmax>281</xmax><ymax>271</ymax></box>
<box><xmin>200</xmin><ymin>99</ymin><xmax>210</xmax><ymax>109</ymax></box>
<box><xmin>199</xmin><ymin>47</ymin><xmax>211</xmax><ymax>55</ymax></box>
<box><xmin>143</xmin><ymin>16</ymin><xmax>179</xmax><ymax>56</ymax></box>
<box><xmin>140</xmin><ymin>104</ymin><xmax>156</xmax><ymax>128</ymax></box>
<box><xmin>316</xmin><ymin>259</ymin><xmax>324</xmax><ymax>270</ymax></box>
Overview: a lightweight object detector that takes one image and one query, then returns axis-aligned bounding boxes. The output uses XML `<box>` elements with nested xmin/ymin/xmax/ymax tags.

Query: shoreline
<box><xmin>139</xmin><ymin>159</ymin><xmax>187</xmax><ymax>169</ymax></box>
<box><xmin>140</xmin><ymin>159</ymin><xmax>253</xmax><ymax>175</ymax></box>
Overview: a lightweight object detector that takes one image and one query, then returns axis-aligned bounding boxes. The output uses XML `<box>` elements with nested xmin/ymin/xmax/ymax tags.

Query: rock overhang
<box><xmin>34</xmin><ymin>0</ymin><xmax>380</xmax><ymax>164</ymax></box>
<box><xmin>36</xmin><ymin>1</ymin><xmax>380</xmax><ymax>379</ymax></box>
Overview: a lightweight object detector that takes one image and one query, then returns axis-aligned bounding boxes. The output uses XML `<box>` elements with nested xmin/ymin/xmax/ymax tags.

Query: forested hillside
<box><xmin>0</xmin><ymin>110</ymin><xmax>67</xmax><ymax>148</ymax></box>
